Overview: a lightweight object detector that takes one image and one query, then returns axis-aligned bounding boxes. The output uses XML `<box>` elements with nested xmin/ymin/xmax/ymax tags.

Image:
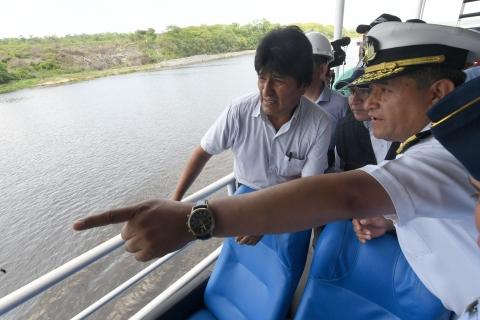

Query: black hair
<box><xmin>404</xmin><ymin>66</ymin><xmax>466</xmax><ymax>89</ymax></box>
<box><xmin>313</xmin><ymin>55</ymin><xmax>330</xmax><ymax>67</ymax></box>
<box><xmin>254</xmin><ymin>26</ymin><xmax>313</xmax><ymax>88</ymax></box>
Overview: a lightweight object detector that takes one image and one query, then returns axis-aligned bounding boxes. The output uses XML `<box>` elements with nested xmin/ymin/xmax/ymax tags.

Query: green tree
<box><xmin>0</xmin><ymin>63</ymin><xmax>14</xmax><ymax>83</ymax></box>
<box><xmin>0</xmin><ymin>20</ymin><xmax>356</xmax><ymax>92</ymax></box>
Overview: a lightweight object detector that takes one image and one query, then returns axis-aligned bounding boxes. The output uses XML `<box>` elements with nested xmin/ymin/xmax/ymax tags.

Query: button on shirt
<box><xmin>360</xmin><ymin>133</ymin><xmax>480</xmax><ymax>315</ymax></box>
<box><xmin>201</xmin><ymin>93</ymin><xmax>332</xmax><ymax>189</ymax></box>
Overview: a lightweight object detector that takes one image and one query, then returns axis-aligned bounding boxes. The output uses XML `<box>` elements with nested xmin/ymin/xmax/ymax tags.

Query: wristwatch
<box><xmin>186</xmin><ymin>200</ymin><xmax>215</xmax><ymax>240</ymax></box>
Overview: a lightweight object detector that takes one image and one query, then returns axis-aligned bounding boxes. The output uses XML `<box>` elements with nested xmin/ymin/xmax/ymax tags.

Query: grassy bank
<box><xmin>0</xmin><ymin>51</ymin><xmax>254</xmax><ymax>93</ymax></box>
<box><xmin>0</xmin><ymin>21</ymin><xmax>355</xmax><ymax>94</ymax></box>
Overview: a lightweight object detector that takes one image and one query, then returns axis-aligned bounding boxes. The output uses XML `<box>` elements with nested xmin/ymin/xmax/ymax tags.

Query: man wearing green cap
<box><xmin>73</xmin><ymin>22</ymin><xmax>480</xmax><ymax>316</ymax></box>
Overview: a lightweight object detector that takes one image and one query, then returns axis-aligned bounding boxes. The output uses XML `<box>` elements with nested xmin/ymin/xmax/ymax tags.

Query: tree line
<box><xmin>0</xmin><ymin>20</ymin><xmax>355</xmax><ymax>88</ymax></box>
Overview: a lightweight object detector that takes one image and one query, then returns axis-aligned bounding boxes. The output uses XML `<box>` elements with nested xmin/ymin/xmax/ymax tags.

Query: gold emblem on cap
<box><xmin>353</xmin><ymin>54</ymin><xmax>446</xmax><ymax>86</ymax></box>
<box><xmin>363</xmin><ymin>42</ymin><xmax>377</xmax><ymax>64</ymax></box>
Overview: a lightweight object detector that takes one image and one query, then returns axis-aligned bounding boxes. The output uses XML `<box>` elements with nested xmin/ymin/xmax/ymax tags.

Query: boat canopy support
<box><xmin>459</xmin><ymin>0</ymin><xmax>480</xmax><ymax>21</ymax></box>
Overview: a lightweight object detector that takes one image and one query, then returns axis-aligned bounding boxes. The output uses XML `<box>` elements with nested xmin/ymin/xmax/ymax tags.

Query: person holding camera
<box><xmin>304</xmin><ymin>32</ymin><xmax>349</xmax><ymax>169</ymax></box>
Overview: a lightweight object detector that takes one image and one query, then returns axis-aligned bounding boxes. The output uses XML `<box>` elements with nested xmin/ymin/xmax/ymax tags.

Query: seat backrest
<box><xmin>202</xmin><ymin>184</ymin><xmax>311</xmax><ymax>320</ymax></box>
<box><xmin>294</xmin><ymin>220</ymin><xmax>451</xmax><ymax>320</ymax></box>
<box><xmin>204</xmin><ymin>232</ymin><xmax>310</xmax><ymax>320</ymax></box>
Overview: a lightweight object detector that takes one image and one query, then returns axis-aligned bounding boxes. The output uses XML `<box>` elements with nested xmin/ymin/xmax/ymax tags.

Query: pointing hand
<box><xmin>73</xmin><ymin>199</ymin><xmax>194</xmax><ymax>261</ymax></box>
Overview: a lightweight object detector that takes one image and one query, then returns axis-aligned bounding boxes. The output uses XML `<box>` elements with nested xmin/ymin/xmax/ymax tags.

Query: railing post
<box><xmin>227</xmin><ymin>181</ymin><xmax>236</xmax><ymax>196</ymax></box>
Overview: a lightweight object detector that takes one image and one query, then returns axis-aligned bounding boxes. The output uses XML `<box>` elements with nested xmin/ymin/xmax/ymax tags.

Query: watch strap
<box><xmin>194</xmin><ymin>199</ymin><xmax>208</xmax><ymax>209</ymax></box>
<box><xmin>187</xmin><ymin>199</ymin><xmax>214</xmax><ymax>240</ymax></box>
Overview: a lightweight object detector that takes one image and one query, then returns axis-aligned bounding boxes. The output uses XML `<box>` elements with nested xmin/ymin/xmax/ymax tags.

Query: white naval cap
<box><xmin>353</xmin><ymin>22</ymin><xmax>480</xmax><ymax>85</ymax></box>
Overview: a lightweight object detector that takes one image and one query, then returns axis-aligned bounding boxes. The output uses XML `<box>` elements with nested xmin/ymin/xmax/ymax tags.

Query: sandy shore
<box><xmin>37</xmin><ymin>50</ymin><xmax>255</xmax><ymax>88</ymax></box>
<box><xmin>149</xmin><ymin>50</ymin><xmax>255</xmax><ymax>68</ymax></box>
<box><xmin>0</xmin><ymin>50</ymin><xmax>255</xmax><ymax>94</ymax></box>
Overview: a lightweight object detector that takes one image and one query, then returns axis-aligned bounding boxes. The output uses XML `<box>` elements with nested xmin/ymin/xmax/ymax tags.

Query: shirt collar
<box><xmin>289</xmin><ymin>98</ymin><xmax>302</xmax><ymax>121</ymax></box>
<box><xmin>252</xmin><ymin>96</ymin><xmax>262</xmax><ymax>117</ymax></box>
<box><xmin>252</xmin><ymin>95</ymin><xmax>303</xmax><ymax>122</ymax></box>
<box><xmin>422</xmin><ymin>123</ymin><xmax>432</xmax><ymax>131</ymax></box>
<box><xmin>396</xmin><ymin>123</ymin><xmax>433</xmax><ymax>155</ymax></box>
<box><xmin>254</xmin><ymin>96</ymin><xmax>304</xmax><ymax>135</ymax></box>
<box><xmin>277</xmin><ymin>102</ymin><xmax>302</xmax><ymax>134</ymax></box>
<box><xmin>315</xmin><ymin>86</ymin><xmax>332</xmax><ymax>104</ymax></box>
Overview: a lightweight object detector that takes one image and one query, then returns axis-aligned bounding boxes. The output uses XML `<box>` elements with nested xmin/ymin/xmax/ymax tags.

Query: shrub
<box><xmin>0</xmin><ymin>63</ymin><xmax>15</xmax><ymax>83</ymax></box>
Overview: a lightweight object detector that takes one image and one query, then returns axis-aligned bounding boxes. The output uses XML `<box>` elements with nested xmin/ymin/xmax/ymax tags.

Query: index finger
<box><xmin>73</xmin><ymin>206</ymin><xmax>138</xmax><ymax>230</ymax></box>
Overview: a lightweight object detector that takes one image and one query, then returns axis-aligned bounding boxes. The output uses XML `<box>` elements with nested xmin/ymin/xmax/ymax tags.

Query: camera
<box><xmin>327</xmin><ymin>36</ymin><xmax>351</xmax><ymax>88</ymax></box>
<box><xmin>329</xmin><ymin>36</ymin><xmax>350</xmax><ymax>68</ymax></box>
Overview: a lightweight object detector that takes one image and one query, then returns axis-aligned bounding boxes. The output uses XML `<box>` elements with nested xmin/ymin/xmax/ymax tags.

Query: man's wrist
<box><xmin>186</xmin><ymin>200</ymin><xmax>215</xmax><ymax>240</ymax></box>
<box><xmin>171</xmin><ymin>190</ymin><xmax>183</xmax><ymax>201</ymax></box>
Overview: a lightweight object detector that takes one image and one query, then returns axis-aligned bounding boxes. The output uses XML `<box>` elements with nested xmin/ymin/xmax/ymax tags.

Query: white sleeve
<box><xmin>200</xmin><ymin>103</ymin><xmax>238</xmax><ymax>155</ymax></box>
<box><xmin>359</xmin><ymin>144</ymin><xmax>475</xmax><ymax>223</ymax></box>
<box><xmin>301</xmin><ymin>117</ymin><xmax>331</xmax><ymax>177</ymax></box>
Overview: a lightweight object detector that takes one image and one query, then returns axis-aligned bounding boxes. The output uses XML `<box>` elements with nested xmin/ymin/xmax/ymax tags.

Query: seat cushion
<box><xmin>295</xmin><ymin>220</ymin><xmax>451</xmax><ymax>320</ymax></box>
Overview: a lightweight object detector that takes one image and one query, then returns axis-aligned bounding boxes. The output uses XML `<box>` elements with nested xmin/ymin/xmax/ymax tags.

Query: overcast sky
<box><xmin>1</xmin><ymin>0</ymin><xmax>477</xmax><ymax>38</ymax></box>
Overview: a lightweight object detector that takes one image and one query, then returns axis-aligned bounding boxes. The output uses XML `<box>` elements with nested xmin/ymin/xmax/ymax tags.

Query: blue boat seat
<box><xmin>188</xmin><ymin>185</ymin><xmax>311</xmax><ymax>320</ymax></box>
<box><xmin>188</xmin><ymin>309</ymin><xmax>216</xmax><ymax>320</ymax></box>
<box><xmin>294</xmin><ymin>220</ymin><xmax>451</xmax><ymax>320</ymax></box>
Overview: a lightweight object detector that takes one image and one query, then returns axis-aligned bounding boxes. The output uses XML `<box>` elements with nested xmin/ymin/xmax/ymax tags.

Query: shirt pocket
<box><xmin>276</xmin><ymin>154</ymin><xmax>306</xmax><ymax>178</ymax></box>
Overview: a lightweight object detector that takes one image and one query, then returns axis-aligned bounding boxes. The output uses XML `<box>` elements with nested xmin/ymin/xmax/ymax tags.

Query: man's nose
<box><xmin>364</xmin><ymin>86</ymin><xmax>380</xmax><ymax>111</ymax></box>
<box><xmin>261</xmin><ymin>78</ymin><xmax>274</xmax><ymax>96</ymax></box>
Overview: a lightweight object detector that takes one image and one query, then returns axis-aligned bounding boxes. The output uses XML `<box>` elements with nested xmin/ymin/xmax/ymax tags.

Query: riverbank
<box><xmin>0</xmin><ymin>56</ymin><xmax>251</xmax><ymax>319</ymax></box>
<box><xmin>0</xmin><ymin>50</ymin><xmax>254</xmax><ymax>94</ymax></box>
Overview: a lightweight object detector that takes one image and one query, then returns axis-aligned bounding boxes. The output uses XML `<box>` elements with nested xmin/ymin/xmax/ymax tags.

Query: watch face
<box><xmin>188</xmin><ymin>207</ymin><xmax>214</xmax><ymax>238</ymax></box>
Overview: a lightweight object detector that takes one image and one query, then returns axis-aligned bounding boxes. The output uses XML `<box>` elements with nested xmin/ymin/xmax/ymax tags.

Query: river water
<box><xmin>0</xmin><ymin>54</ymin><xmax>258</xmax><ymax>319</ymax></box>
<box><xmin>0</xmin><ymin>42</ymin><xmax>362</xmax><ymax>318</ymax></box>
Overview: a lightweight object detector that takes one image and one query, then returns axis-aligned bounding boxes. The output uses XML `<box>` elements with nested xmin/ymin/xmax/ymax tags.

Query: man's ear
<box><xmin>429</xmin><ymin>79</ymin><xmax>455</xmax><ymax>106</ymax></box>
<box><xmin>298</xmin><ymin>85</ymin><xmax>307</xmax><ymax>95</ymax></box>
<box><xmin>319</xmin><ymin>63</ymin><xmax>329</xmax><ymax>77</ymax></box>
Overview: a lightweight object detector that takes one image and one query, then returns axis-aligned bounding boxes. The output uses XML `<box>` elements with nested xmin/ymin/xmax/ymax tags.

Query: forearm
<box><xmin>73</xmin><ymin>168</ymin><xmax>395</xmax><ymax>261</ymax></box>
<box><xmin>172</xmin><ymin>146</ymin><xmax>212</xmax><ymax>200</ymax></box>
<box><xmin>210</xmin><ymin>170</ymin><xmax>394</xmax><ymax>237</ymax></box>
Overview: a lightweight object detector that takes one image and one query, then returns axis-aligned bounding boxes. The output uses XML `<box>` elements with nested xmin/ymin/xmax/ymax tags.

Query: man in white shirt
<box><xmin>74</xmin><ymin>22</ymin><xmax>480</xmax><ymax>315</ymax></box>
<box><xmin>304</xmin><ymin>31</ymin><xmax>349</xmax><ymax>167</ymax></box>
<box><xmin>171</xmin><ymin>26</ymin><xmax>331</xmax><ymax>244</ymax></box>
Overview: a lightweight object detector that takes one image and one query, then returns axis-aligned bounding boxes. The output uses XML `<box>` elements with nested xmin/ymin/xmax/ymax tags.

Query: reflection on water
<box><xmin>0</xmin><ymin>96</ymin><xmax>29</xmax><ymax>104</ymax></box>
<box><xmin>0</xmin><ymin>54</ymin><xmax>256</xmax><ymax>319</ymax></box>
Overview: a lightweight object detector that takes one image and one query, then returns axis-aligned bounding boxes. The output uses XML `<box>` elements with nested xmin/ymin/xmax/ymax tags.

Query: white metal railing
<box><xmin>71</xmin><ymin>247</ymin><xmax>183</xmax><ymax>320</ymax></box>
<box><xmin>0</xmin><ymin>172</ymin><xmax>236</xmax><ymax>318</ymax></box>
<box><xmin>0</xmin><ymin>235</ymin><xmax>124</xmax><ymax>316</ymax></box>
<box><xmin>131</xmin><ymin>246</ymin><xmax>223</xmax><ymax>320</ymax></box>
